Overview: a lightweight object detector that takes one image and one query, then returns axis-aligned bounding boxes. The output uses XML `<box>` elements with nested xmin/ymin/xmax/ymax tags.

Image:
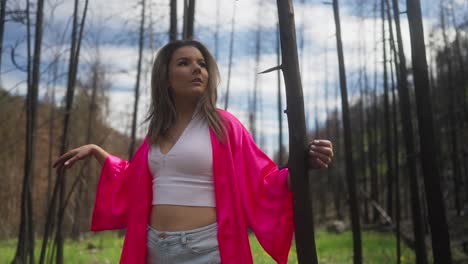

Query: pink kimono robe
<box><xmin>90</xmin><ymin>109</ymin><xmax>294</xmax><ymax>263</ymax></box>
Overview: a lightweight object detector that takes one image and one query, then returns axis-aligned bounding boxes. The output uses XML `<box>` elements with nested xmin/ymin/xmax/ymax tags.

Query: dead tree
<box><xmin>384</xmin><ymin>0</ymin><xmax>402</xmax><ymax>259</ymax></box>
<box><xmin>169</xmin><ymin>0</ymin><xmax>177</xmax><ymax>41</ymax></box>
<box><xmin>391</xmin><ymin>0</ymin><xmax>428</xmax><ymax>262</ymax></box>
<box><xmin>276</xmin><ymin>24</ymin><xmax>284</xmax><ymax>165</ymax></box>
<box><xmin>182</xmin><ymin>0</ymin><xmax>195</xmax><ymax>39</ymax></box>
<box><xmin>389</xmin><ymin>52</ymin><xmax>402</xmax><ymax>264</ymax></box>
<box><xmin>406</xmin><ymin>0</ymin><xmax>453</xmax><ymax>262</ymax></box>
<box><xmin>0</xmin><ymin>0</ymin><xmax>6</xmax><ymax>77</ymax></box>
<box><xmin>129</xmin><ymin>0</ymin><xmax>146</xmax><ymax>160</ymax></box>
<box><xmin>214</xmin><ymin>0</ymin><xmax>219</xmax><ymax>59</ymax></box>
<box><xmin>276</xmin><ymin>0</ymin><xmax>318</xmax><ymax>262</ymax></box>
<box><xmin>12</xmin><ymin>0</ymin><xmax>44</xmax><ymax>263</ymax></box>
<box><xmin>55</xmin><ymin>0</ymin><xmax>89</xmax><ymax>261</ymax></box>
<box><xmin>381</xmin><ymin>0</ymin><xmax>394</xmax><ymax>218</ymax></box>
<box><xmin>447</xmin><ymin>0</ymin><xmax>468</xmax><ymax>200</ymax></box>
<box><xmin>71</xmin><ymin>60</ymin><xmax>101</xmax><ymax>239</ymax></box>
<box><xmin>39</xmin><ymin>0</ymin><xmax>89</xmax><ymax>263</ymax></box>
<box><xmin>332</xmin><ymin>0</ymin><xmax>362</xmax><ymax>262</ymax></box>
<box><xmin>224</xmin><ymin>1</ymin><xmax>236</xmax><ymax>111</ymax></box>
<box><xmin>440</xmin><ymin>2</ymin><xmax>462</xmax><ymax>216</ymax></box>
<box><xmin>250</xmin><ymin>2</ymin><xmax>262</xmax><ymax>143</ymax></box>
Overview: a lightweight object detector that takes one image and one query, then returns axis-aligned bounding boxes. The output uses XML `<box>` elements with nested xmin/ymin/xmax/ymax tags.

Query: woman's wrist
<box><xmin>89</xmin><ymin>144</ymin><xmax>109</xmax><ymax>165</ymax></box>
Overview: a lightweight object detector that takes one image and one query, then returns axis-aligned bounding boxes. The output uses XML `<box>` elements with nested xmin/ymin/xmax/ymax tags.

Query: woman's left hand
<box><xmin>308</xmin><ymin>139</ymin><xmax>334</xmax><ymax>169</ymax></box>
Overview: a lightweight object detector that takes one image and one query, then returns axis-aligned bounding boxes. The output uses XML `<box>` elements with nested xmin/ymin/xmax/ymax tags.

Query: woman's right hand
<box><xmin>53</xmin><ymin>144</ymin><xmax>96</xmax><ymax>170</ymax></box>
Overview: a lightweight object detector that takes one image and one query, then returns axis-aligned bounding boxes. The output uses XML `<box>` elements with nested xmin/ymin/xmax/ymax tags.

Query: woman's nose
<box><xmin>192</xmin><ymin>63</ymin><xmax>201</xmax><ymax>74</ymax></box>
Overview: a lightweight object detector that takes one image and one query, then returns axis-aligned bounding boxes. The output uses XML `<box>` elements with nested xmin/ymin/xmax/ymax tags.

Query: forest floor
<box><xmin>394</xmin><ymin>206</ymin><xmax>468</xmax><ymax>264</ymax></box>
<box><xmin>0</xmin><ymin>229</ymin><xmax>416</xmax><ymax>264</ymax></box>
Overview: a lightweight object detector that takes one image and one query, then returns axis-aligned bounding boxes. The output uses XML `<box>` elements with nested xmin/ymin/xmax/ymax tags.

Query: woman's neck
<box><xmin>174</xmin><ymin>98</ymin><xmax>199</xmax><ymax>122</ymax></box>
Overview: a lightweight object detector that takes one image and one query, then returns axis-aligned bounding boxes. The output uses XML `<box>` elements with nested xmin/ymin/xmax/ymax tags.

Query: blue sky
<box><xmin>2</xmin><ymin>0</ymin><xmax>464</xmax><ymax>157</ymax></box>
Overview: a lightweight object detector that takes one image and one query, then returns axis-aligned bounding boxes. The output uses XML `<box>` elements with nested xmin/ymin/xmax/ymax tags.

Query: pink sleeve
<box><xmin>231</xmin><ymin>120</ymin><xmax>294</xmax><ymax>263</ymax></box>
<box><xmin>90</xmin><ymin>154</ymin><xmax>132</xmax><ymax>231</ymax></box>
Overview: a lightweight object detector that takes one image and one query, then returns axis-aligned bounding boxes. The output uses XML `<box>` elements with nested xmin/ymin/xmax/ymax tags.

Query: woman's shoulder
<box><xmin>215</xmin><ymin>109</ymin><xmax>243</xmax><ymax>128</ymax></box>
<box><xmin>215</xmin><ymin>108</ymin><xmax>250</xmax><ymax>138</ymax></box>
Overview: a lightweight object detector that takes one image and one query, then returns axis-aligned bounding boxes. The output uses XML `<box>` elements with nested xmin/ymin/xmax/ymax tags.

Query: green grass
<box><xmin>250</xmin><ymin>230</ymin><xmax>415</xmax><ymax>264</ymax></box>
<box><xmin>1</xmin><ymin>230</ymin><xmax>414</xmax><ymax>263</ymax></box>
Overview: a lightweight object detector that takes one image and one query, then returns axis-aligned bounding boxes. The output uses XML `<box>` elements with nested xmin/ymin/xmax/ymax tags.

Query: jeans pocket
<box><xmin>187</xmin><ymin>232</ymin><xmax>219</xmax><ymax>254</ymax></box>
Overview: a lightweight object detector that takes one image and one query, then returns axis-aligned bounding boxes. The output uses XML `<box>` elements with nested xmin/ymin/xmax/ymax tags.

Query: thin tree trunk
<box><xmin>169</xmin><ymin>0</ymin><xmax>177</xmax><ymax>41</ymax></box>
<box><xmin>39</xmin><ymin>0</ymin><xmax>89</xmax><ymax>262</ymax></box>
<box><xmin>214</xmin><ymin>0</ymin><xmax>219</xmax><ymax>59</ymax></box>
<box><xmin>0</xmin><ymin>0</ymin><xmax>6</xmax><ymax>78</ymax></box>
<box><xmin>250</xmin><ymin>5</ymin><xmax>261</xmax><ymax>143</ymax></box>
<box><xmin>55</xmin><ymin>0</ymin><xmax>89</xmax><ymax>261</ymax></box>
<box><xmin>447</xmin><ymin>1</ymin><xmax>468</xmax><ymax>201</ymax></box>
<box><xmin>440</xmin><ymin>2</ymin><xmax>462</xmax><ymax>216</ymax></box>
<box><xmin>359</xmin><ymin>70</ymin><xmax>368</xmax><ymax>224</ymax></box>
<box><xmin>13</xmin><ymin>0</ymin><xmax>44</xmax><ymax>262</ymax></box>
<box><xmin>371</xmin><ymin>3</ymin><xmax>380</xmax><ymax>223</ymax></box>
<box><xmin>183</xmin><ymin>0</ymin><xmax>195</xmax><ymax>39</ymax></box>
<box><xmin>71</xmin><ymin>62</ymin><xmax>99</xmax><ymax>239</ymax></box>
<box><xmin>276</xmin><ymin>23</ymin><xmax>284</xmax><ymax>165</ymax></box>
<box><xmin>384</xmin><ymin>0</ymin><xmax>402</xmax><ymax>259</ymax></box>
<box><xmin>389</xmin><ymin>50</ymin><xmax>402</xmax><ymax>264</ymax></box>
<box><xmin>46</xmin><ymin>55</ymin><xmax>59</xmax><ymax>213</ymax></box>
<box><xmin>276</xmin><ymin>0</ymin><xmax>318</xmax><ymax>263</ymax></box>
<box><xmin>332</xmin><ymin>0</ymin><xmax>362</xmax><ymax>262</ymax></box>
<box><xmin>381</xmin><ymin>0</ymin><xmax>394</xmax><ymax>219</ymax></box>
<box><xmin>129</xmin><ymin>0</ymin><xmax>146</xmax><ymax>160</ymax></box>
<box><xmin>224</xmin><ymin>1</ymin><xmax>236</xmax><ymax>111</ymax></box>
<box><xmin>365</xmin><ymin>66</ymin><xmax>376</xmax><ymax>224</ymax></box>
<box><xmin>334</xmin><ymin>86</ymin><xmax>343</xmax><ymax>220</ymax></box>
<box><xmin>391</xmin><ymin>0</ymin><xmax>428</xmax><ymax>262</ymax></box>
<box><xmin>406</xmin><ymin>0</ymin><xmax>453</xmax><ymax>262</ymax></box>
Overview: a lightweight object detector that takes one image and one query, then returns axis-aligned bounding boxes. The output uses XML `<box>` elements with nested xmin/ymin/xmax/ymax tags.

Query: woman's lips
<box><xmin>191</xmin><ymin>78</ymin><xmax>203</xmax><ymax>85</ymax></box>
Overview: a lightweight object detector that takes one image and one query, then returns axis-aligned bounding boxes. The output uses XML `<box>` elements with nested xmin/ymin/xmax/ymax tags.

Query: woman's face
<box><xmin>168</xmin><ymin>46</ymin><xmax>209</xmax><ymax>101</ymax></box>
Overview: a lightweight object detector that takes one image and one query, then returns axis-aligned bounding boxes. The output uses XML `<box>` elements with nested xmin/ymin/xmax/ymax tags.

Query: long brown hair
<box><xmin>146</xmin><ymin>40</ymin><xmax>225</xmax><ymax>144</ymax></box>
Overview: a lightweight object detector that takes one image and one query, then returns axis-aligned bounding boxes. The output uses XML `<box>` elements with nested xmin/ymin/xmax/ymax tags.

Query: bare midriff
<box><xmin>150</xmin><ymin>205</ymin><xmax>217</xmax><ymax>231</ymax></box>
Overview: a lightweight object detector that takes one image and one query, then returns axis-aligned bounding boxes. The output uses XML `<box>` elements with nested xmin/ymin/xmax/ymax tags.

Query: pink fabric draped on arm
<box><xmin>220</xmin><ymin>110</ymin><xmax>294</xmax><ymax>263</ymax></box>
<box><xmin>90</xmin><ymin>154</ymin><xmax>132</xmax><ymax>231</ymax></box>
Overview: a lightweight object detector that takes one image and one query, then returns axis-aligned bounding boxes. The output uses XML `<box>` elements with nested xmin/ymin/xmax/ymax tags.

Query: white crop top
<box><xmin>148</xmin><ymin>111</ymin><xmax>215</xmax><ymax>207</ymax></box>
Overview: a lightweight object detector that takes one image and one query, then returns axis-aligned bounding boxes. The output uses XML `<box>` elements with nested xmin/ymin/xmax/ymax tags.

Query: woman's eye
<box><xmin>178</xmin><ymin>61</ymin><xmax>188</xmax><ymax>66</ymax></box>
<box><xmin>199</xmin><ymin>62</ymin><xmax>207</xmax><ymax>68</ymax></box>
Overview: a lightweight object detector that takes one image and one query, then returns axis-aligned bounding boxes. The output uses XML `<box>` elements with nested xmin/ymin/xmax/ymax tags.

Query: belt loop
<box><xmin>181</xmin><ymin>232</ymin><xmax>187</xmax><ymax>244</ymax></box>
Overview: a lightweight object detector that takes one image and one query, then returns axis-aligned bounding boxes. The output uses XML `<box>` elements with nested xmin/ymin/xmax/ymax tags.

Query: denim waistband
<box><xmin>147</xmin><ymin>222</ymin><xmax>217</xmax><ymax>236</ymax></box>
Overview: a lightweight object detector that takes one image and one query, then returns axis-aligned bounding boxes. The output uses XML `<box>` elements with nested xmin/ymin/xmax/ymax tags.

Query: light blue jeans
<box><xmin>146</xmin><ymin>223</ymin><xmax>221</xmax><ymax>264</ymax></box>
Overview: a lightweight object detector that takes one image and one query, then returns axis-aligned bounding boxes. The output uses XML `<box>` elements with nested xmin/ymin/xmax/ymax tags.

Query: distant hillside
<box><xmin>0</xmin><ymin>87</ymin><xmax>141</xmax><ymax>239</ymax></box>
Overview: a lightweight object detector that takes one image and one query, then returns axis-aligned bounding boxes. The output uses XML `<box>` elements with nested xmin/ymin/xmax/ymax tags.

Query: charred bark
<box><xmin>169</xmin><ymin>0</ymin><xmax>177</xmax><ymax>41</ymax></box>
<box><xmin>332</xmin><ymin>0</ymin><xmax>362</xmax><ymax>262</ymax></box>
<box><xmin>406</xmin><ymin>0</ymin><xmax>453</xmax><ymax>262</ymax></box>
<box><xmin>182</xmin><ymin>0</ymin><xmax>195</xmax><ymax>39</ymax></box>
<box><xmin>276</xmin><ymin>0</ymin><xmax>318</xmax><ymax>263</ymax></box>
<box><xmin>391</xmin><ymin>0</ymin><xmax>428</xmax><ymax>262</ymax></box>
<box><xmin>129</xmin><ymin>0</ymin><xmax>146</xmax><ymax>160</ymax></box>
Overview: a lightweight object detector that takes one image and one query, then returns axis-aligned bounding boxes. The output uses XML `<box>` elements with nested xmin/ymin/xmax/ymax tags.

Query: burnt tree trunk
<box><xmin>13</xmin><ymin>0</ymin><xmax>44</xmax><ymax>262</ymax></box>
<box><xmin>182</xmin><ymin>0</ymin><xmax>195</xmax><ymax>39</ymax></box>
<box><xmin>129</xmin><ymin>0</ymin><xmax>146</xmax><ymax>160</ymax></box>
<box><xmin>276</xmin><ymin>1</ymin><xmax>318</xmax><ymax>263</ymax></box>
<box><xmin>406</xmin><ymin>0</ymin><xmax>453</xmax><ymax>262</ymax></box>
<box><xmin>332</xmin><ymin>0</ymin><xmax>362</xmax><ymax>262</ymax></box>
<box><xmin>276</xmin><ymin>23</ymin><xmax>284</xmax><ymax>165</ymax></box>
<box><xmin>440</xmin><ymin>2</ymin><xmax>462</xmax><ymax>216</ymax></box>
<box><xmin>224</xmin><ymin>1</ymin><xmax>236</xmax><ymax>111</ymax></box>
<box><xmin>0</xmin><ymin>0</ymin><xmax>6</xmax><ymax>77</ymax></box>
<box><xmin>55</xmin><ymin>0</ymin><xmax>89</xmax><ymax>262</ymax></box>
<box><xmin>391</xmin><ymin>0</ymin><xmax>428</xmax><ymax>262</ymax></box>
<box><xmin>169</xmin><ymin>0</ymin><xmax>177</xmax><ymax>41</ymax></box>
<box><xmin>382</xmin><ymin>0</ymin><xmax>394</xmax><ymax>219</ymax></box>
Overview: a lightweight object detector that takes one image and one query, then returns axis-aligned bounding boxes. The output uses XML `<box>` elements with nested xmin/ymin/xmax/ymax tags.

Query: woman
<box><xmin>54</xmin><ymin>40</ymin><xmax>333</xmax><ymax>264</ymax></box>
